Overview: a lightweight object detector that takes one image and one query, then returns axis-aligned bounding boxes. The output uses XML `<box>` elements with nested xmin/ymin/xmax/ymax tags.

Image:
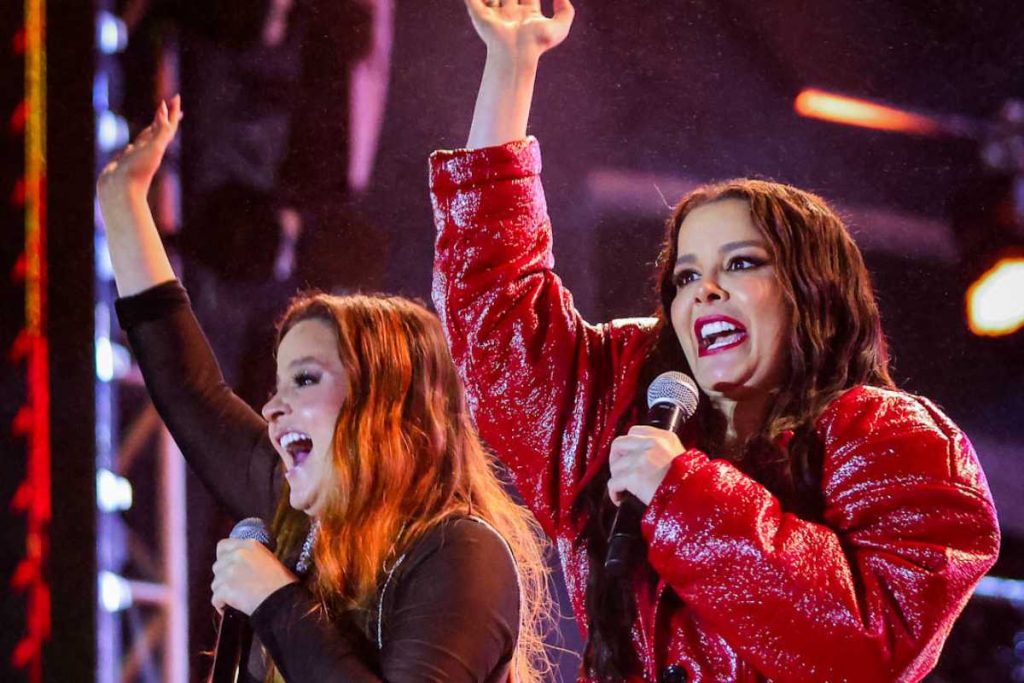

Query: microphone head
<box><xmin>229</xmin><ymin>517</ymin><xmax>273</xmax><ymax>550</ymax></box>
<box><xmin>647</xmin><ymin>371</ymin><xmax>699</xmax><ymax>420</ymax></box>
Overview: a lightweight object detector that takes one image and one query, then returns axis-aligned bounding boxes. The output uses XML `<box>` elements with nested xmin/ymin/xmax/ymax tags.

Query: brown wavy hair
<box><xmin>267</xmin><ymin>293</ymin><xmax>553</xmax><ymax>683</ymax></box>
<box><xmin>583</xmin><ymin>179</ymin><xmax>895</xmax><ymax>680</ymax></box>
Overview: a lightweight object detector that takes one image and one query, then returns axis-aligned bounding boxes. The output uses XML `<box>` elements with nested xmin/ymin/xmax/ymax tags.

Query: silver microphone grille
<box><xmin>647</xmin><ymin>371</ymin><xmax>699</xmax><ymax>419</ymax></box>
<box><xmin>229</xmin><ymin>517</ymin><xmax>273</xmax><ymax>549</ymax></box>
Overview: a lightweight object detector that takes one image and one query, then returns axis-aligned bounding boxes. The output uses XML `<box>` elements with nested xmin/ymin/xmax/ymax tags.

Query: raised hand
<box><xmin>97</xmin><ymin>95</ymin><xmax>182</xmax><ymax>200</ymax></box>
<box><xmin>464</xmin><ymin>0</ymin><xmax>574</xmax><ymax>148</ymax></box>
<box><xmin>96</xmin><ymin>97</ymin><xmax>183</xmax><ymax>297</ymax></box>
<box><xmin>464</xmin><ymin>0</ymin><xmax>575</xmax><ymax>62</ymax></box>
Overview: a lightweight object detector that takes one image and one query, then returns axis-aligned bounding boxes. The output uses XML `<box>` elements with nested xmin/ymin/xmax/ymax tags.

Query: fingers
<box><xmin>607</xmin><ymin>478</ymin><xmax>628</xmax><ymax>506</ymax></box>
<box><xmin>552</xmin><ymin>0</ymin><xmax>574</xmax><ymax>22</ymax></box>
<box><xmin>216</xmin><ymin>538</ymin><xmax>242</xmax><ymax>560</ymax></box>
<box><xmin>466</xmin><ymin>0</ymin><xmax>496</xmax><ymax>15</ymax></box>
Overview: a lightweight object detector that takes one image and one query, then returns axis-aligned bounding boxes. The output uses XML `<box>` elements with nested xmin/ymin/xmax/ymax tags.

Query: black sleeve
<box><xmin>250</xmin><ymin>519</ymin><xmax>520</xmax><ymax>682</ymax></box>
<box><xmin>115</xmin><ymin>280</ymin><xmax>280</xmax><ymax>520</ymax></box>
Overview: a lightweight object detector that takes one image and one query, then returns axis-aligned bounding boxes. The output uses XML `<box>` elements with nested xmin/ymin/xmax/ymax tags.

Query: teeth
<box><xmin>279</xmin><ymin>431</ymin><xmax>312</xmax><ymax>449</ymax></box>
<box><xmin>706</xmin><ymin>332</ymin><xmax>744</xmax><ymax>350</ymax></box>
<box><xmin>699</xmin><ymin>320</ymin><xmax>740</xmax><ymax>341</ymax></box>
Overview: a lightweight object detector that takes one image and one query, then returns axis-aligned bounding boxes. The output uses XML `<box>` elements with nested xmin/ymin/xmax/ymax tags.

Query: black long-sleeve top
<box><xmin>116</xmin><ymin>281</ymin><xmax>520</xmax><ymax>682</ymax></box>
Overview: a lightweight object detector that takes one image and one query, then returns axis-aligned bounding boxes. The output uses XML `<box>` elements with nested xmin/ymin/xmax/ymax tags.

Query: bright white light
<box><xmin>99</xmin><ymin>571</ymin><xmax>132</xmax><ymax>612</ymax></box>
<box><xmin>97</xmin><ymin>469</ymin><xmax>133</xmax><ymax>512</ymax></box>
<box><xmin>966</xmin><ymin>257</ymin><xmax>1024</xmax><ymax>337</ymax></box>
<box><xmin>96</xmin><ymin>336</ymin><xmax>114</xmax><ymax>382</ymax></box>
<box><xmin>97</xmin><ymin>111</ymin><xmax>129</xmax><ymax>153</ymax></box>
<box><xmin>97</xmin><ymin>12</ymin><xmax>128</xmax><ymax>55</ymax></box>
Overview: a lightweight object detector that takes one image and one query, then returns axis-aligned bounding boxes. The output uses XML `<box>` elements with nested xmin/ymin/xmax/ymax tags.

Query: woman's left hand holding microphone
<box><xmin>607</xmin><ymin>425</ymin><xmax>685</xmax><ymax>506</ymax></box>
<box><xmin>211</xmin><ymin>539</ymin><xmax>298</xmax><ymax>616</ymax></box>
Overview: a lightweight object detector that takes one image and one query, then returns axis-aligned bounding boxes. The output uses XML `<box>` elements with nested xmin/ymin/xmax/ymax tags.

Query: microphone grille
<box><xmin>647</xmin><ymin>371</ymin><xmax>699</xmax><ymax>419</ymax></box>
<box><xmin>229</xmin><ymin>517</ymin><xmax>273</xmax><ymax>549</ymax></box>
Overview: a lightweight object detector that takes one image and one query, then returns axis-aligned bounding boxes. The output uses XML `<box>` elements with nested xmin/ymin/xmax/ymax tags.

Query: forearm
<box><xmin>467</xmin><ymin>51</ymin><xmax>539</xmax><ymax>149</ymax></box>
<box><xmin>347</xmin><ymin>0</ymin><xmax>393</xmax><ymax>191</ymax></box>
<box><xmin>99</xmin><ymin>187</ymin><xmax>176</xmax><ymax>297</ymax></box>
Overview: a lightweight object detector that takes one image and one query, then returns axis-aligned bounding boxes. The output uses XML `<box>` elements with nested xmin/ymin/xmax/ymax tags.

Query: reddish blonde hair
<box><xmin>270</xmin><ymin>293</ymin><xmax>552</xmax><ymax>682</ymax></box>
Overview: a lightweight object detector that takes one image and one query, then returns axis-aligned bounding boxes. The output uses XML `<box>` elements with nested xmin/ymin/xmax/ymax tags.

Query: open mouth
<box><xmin>279</xmin><ymin>431</ymin><xmax>314</xmax><ymax>469</ymax></box>
<box><xmin>695</xmin><ymin>316</ymin><xmax>748</xmax><ymax>356</ymax></box>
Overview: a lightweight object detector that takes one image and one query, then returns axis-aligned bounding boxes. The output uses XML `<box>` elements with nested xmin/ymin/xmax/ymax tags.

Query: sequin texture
<box><xmin>430</xmin><ymin>138</ymin><xmax>1000</xmax><ymax>682</ymax></box>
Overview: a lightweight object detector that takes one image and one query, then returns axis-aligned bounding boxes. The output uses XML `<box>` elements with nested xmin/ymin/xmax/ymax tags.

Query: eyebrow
<box><xmin>286</xmin><ymin>356</ymin><xmax>324</xmax><ymax>370</ymax></box>
<box><xmin>674</xmin><ymin>240</ymin><xmax>767</xmax><ymax>268</ymax></box>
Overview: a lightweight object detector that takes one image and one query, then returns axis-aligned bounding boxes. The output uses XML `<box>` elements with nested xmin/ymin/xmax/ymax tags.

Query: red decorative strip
<box><xmin>10</xmin><ymin>1</ymin><xmax>50</xmax><ymax>681</ymax></box>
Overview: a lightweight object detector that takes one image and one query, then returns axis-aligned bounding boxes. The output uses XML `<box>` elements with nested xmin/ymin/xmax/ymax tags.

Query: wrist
<box><xmin>97</xmin><ymin>179</ymin><xmax>149</xmax><ymax>208</ymax></box>
<box><xmin>483</xmin><ymin>47</ymin><xmax>539</xmax><ymax>82</ymax></box>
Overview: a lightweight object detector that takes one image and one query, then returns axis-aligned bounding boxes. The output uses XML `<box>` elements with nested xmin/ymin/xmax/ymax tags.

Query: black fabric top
<box><xmin>116</xmin><ymin>280</ymin><xmax>520</xmax><ymax>682</ymax></box>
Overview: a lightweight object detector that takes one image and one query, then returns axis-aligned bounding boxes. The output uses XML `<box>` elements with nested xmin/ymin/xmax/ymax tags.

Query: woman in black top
<box><xmin>100</xmin><ymin>97</ymin><xmax>552</xmax><ymax>682</ymax></box>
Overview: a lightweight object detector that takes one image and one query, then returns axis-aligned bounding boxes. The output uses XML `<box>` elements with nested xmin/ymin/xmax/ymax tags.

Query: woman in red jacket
<box><xmin>430</xmin><ymin>1</ymin><xmax>1000</xmax><ymax>681</ymax></box>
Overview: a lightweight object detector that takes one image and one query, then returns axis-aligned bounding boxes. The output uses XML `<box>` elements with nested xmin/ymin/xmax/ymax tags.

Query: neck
<box><xmin>708</xmin><ymin>389</ymin><xmax>774</xmax><ymax>458</ymax></box>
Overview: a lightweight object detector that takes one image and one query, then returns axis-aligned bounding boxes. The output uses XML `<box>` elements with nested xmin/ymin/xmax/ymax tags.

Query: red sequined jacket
<box><xmin>430</xmin><ymin>138</ymin><xmax>1000</xmax><ymax>683</ymax></box>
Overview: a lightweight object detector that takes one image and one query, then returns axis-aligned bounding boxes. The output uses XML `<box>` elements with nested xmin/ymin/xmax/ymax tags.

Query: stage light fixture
<box><xmin>794</xmin><ymin>88</ymin><xmax>944</xmax><ymax>136</ymax></box>
<box><xmin>99</xmin><ymin>571</ymin><xmax>132</xmax><ymax>612</ymax></box>
<box><xmin>96</xmin><ymin>110</ymin><xmax>129</xmax><ymax>152</ymax></box>
<box><xmin>96</xmin><ymin>468</ymin><xmax>133</xmax><ymax>512</ymax></box>
<box><xmin>96</xmin><ymin>11</ymin><xmax>127</xmax><ymax>55</ymax></box>
<box><xmin>796</xmin><ymin>89</ymin><xmax>1023</xmax><ymax>337</ymax></box>
<box><xmin>966</xmin><ymin>256</ymin><xmax>1024</xmax><ymax>337</ymax></box>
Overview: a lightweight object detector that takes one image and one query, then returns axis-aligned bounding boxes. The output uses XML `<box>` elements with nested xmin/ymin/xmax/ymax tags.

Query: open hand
<box><xmin>97</xmin><ymin>95</ymin><xmax>182</xmax><ymax>200</ymax></box>
<box><xmin>211</xmin><ymin>538</ymin><xmax>297</xmax><ymax>616</ymax></box>
<box><xmin>464</xmin><ymin>0</ymin><xmax>574</xmax><ymax>62</ymax></box>
<box><xmin>607</xmin><ymin>425</ymin><xmax>685</xmax><ymax>506</ymax></box>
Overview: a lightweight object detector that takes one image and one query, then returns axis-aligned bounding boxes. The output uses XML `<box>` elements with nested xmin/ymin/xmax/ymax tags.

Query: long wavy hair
<box><xmin>582</xmin><ymin>179</ymin><xmax>895</xmax><ymax>680</ymax></box>
<box><xmin>266</xmin><ymin>293</ymin><xmax>553</xmax><ymax>683</ymax></box>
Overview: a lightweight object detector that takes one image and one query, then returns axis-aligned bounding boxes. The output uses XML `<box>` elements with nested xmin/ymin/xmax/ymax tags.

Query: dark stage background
<box><xmin>2</xmin><ymin>1</ymin><xmax>1023</xmax><ymax>680</ymax></box>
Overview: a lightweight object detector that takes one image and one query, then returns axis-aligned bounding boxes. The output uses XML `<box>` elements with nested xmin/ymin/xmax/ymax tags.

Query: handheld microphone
<box><xmin>604</xmin><ymin>372</ymin><xmax>699</xmax><ymax>577</ymax></box>
<box><xmin>211</xmin><ymin>517</ymin><xmax>274</xmax><ymax>683</ymax></box>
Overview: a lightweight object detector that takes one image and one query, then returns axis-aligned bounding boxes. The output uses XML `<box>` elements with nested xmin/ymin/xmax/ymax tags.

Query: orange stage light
<box><xmin>795</xmin><ymin>88</ymin><xmax>944</xmax><ymax>136</ymax></box>
<box><xmin>966</xmin><ymin>256</ymin><xmax>1024</xmax><ymax>337</ymax></box>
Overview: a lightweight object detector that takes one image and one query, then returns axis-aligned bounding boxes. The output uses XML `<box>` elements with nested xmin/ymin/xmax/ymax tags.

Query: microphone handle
<box><xmin>603</xmin><ymin>402</ymin><xmax>686</xmax><ymax>577</ymax></box>
<box><xmin>605</xmin><ymin>494</ymin><xmax>646</xmax><ymax>577</ymax></box>
<box><xmin>211</xmin><ymin>607</ymin><xmax>247</xmax><ymax>682</ymax></box>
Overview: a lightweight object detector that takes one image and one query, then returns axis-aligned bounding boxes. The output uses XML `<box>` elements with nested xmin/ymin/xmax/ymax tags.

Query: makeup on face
<box><xmin>262</xmin><ymin>319</ymin><xmax>349</xmax><ymax>516</ymax></box>
<box><xmin>669</xmin><ymin>199</ymin><xmax>790</xmax><ymax>399</ymax></box>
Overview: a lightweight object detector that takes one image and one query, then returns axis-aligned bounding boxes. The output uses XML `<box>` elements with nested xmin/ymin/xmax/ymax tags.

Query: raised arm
<box><xmin>99</xmin><ymin>100</ymin><xmax>280</xmax><ymax>519</ymax></box>
<box><xmin>464</xmin><ymin>0</ymin><xmax>574</xmax><ymax>149</ymax></box>
<box><xmin>96</xmin><ymin>97</ymin><xmax>181</xmax><ymax>296</ymax></box>
<box><xmin>434</xmin><ymin>0</ymin><xmax>660</xmax><ymax>538</ymax></box>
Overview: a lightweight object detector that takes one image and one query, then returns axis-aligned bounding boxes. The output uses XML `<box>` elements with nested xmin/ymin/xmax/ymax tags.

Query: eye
<box><xmin>726</xmin><ymin>255</ymin><xmax>765</xmax><ymax>271</ymax></box>
<box><xmin>293</xmin><ymin>371</ymin><xmax>320</xmax><ymax>388</ymax></box>
<box><xmin>673</xmin><ymin>269</ymin><xmax>699</xmax><ymax>288</ymax></box>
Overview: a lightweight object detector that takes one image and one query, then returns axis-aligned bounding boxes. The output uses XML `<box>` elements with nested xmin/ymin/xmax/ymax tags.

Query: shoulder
<box><xmin>816</xmin><ymin>385</ymin><xmax>981</xmax><ymax>485</ymax></box>
<box><xmin>400</xmin><ymin>517</ymin><xmax>518</xmax><ymax>577</ymax></box>
<box><xmin>604</xmin><ymin>316</ymin><xmax>659</xmax><ymax>363</ymax></box>
<box><xmin>817</xmin><ymin>384</ymin><xmax>963</xmax><ymax>442</ymax></box>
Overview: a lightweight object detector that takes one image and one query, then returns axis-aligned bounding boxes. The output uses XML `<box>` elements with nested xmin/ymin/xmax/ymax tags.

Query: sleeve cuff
<box><xmin>250</xmin><ymin>581</ymin><xmax>310</xmax><ymax>634</ymax></box>
<box><xmin>641</xmin><ymin>449</ymin><xmax>707</xmax><ymax>544</ymax></box>
<box><xmin>429</xmin><ymin>137</ymin><xmax>542</xmax><ymax>193</ymax></box>
<box><xmin>114</xmin><ymin>280</ymin><xmax>189</xmax><ymax>330</ymax></box>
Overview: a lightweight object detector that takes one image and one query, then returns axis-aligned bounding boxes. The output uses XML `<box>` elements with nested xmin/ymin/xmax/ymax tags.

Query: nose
<box><xmin>695</xmin><ymin>276</ymin><xmax>727</xmax><ymax>303</ymax></box>
<box><xmin>261</xmin><ymin>392</ymin><xmax>289</xmax><ymax>423</ymax></box>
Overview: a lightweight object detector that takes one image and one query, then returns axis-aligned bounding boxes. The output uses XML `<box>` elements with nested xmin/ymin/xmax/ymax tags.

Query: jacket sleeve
<box><xmin>116</xmin><ymin>280</ymin><xmax>281</xmax><ymax>520</ymax></box>
<box><xmin>250</xmin><ymin>519</ymin><xmax>520</xmax><ymax>682</ymax></box>
<box><xmin>430</xmin><ymin>138</ymin><xmax>652</xmax><ymax>536</ymax></box>
<box><xmin>640</xmin><ymin>385</ymin><xmax>1000</xmax><ymax>683</ymax></box>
